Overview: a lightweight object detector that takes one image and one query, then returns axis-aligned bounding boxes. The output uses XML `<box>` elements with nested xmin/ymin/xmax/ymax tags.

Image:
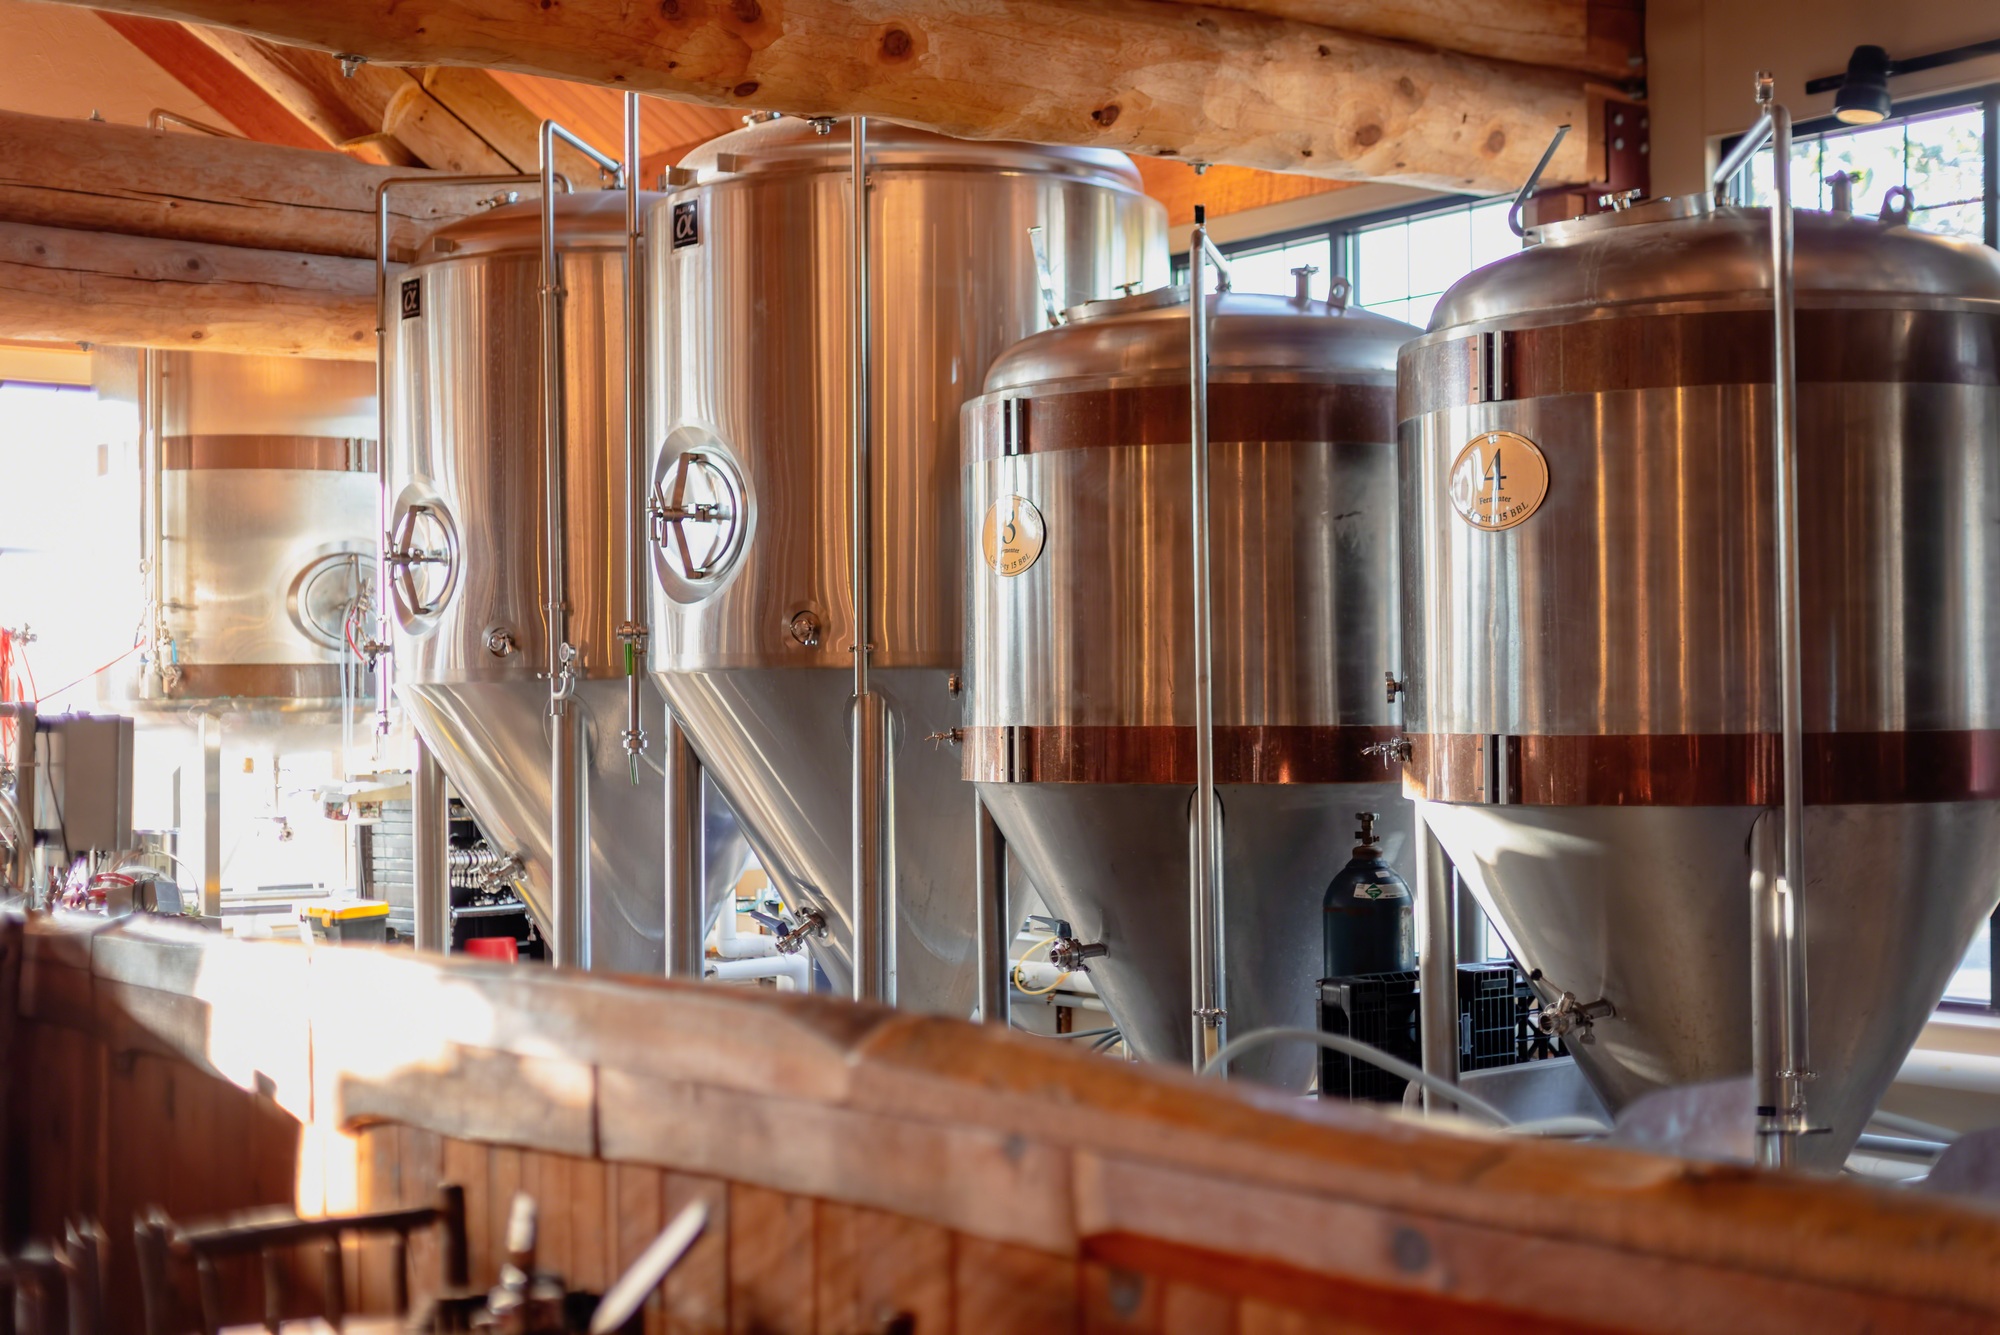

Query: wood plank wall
<box><xmin>10</xmin><ymin>914</ymin><xmax>2000</xmax><ymax>1335</ymax></box>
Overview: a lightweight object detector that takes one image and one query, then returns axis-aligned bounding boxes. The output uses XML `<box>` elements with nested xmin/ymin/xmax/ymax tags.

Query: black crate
<box><xmin>1458</xmin><ymin>965</ymin><xmax>1520</xmax><ymax>1071</ymax></box>
<box><xmin>1317</xmin><ymin>971</ymin><xmax>1421</xmax><ymax>1103</ymax></box>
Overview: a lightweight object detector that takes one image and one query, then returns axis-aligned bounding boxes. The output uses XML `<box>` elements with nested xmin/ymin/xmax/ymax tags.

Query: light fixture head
<box><xmin>1833</xmin><ymin>45</ymin><xmax>1894</xmax><ymax>124</ymax></box>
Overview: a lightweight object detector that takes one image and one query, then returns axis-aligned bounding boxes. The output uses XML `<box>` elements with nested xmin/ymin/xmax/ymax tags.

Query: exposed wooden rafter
<box><xmin>0</xmin><ymin>109</ymin><xmax>495</xmax><ymax>262</ymax></box>
<box><xmin>94</xmin><ymin>12</ymin><xmax>325</xmax><ymax>151</ymax></box>
<box><xmin>51</xmin><ymin>0</ymin><xmax>1608</xmax><ymax>193</ymax></box>
<box><xmin>0</xmin><ymin>221</ymin><xmax>373</xmax><ymax>359</ymax></box>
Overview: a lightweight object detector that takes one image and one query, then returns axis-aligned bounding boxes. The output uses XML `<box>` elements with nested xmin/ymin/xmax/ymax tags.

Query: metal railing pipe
<box><xmin>1185</xmin><ymin>208</ymin><xmax>1231</xmax><ymax>1067</ymax></box>
<box><xmin>620</xmin><ymin>92</ymin><xmax>651</xmax><ymax>782</ymax></box>
<box><xmin>538</xmin><ymin>120</ymin><xmax>623</xmax><ymax>969</ymax></box>
<box><xmin>848</xmin><ymin>116</ymin><xmax>890</xmax><ymax>1003</ymax></box>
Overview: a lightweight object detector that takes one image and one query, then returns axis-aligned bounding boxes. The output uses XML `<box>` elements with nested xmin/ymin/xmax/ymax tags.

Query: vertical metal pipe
<box><xmin>1748</xmin><ymin>809</ymin><xmax>1792</xmax><ymax>1165</ymax></box>
<box><xmin>412</xmin><ymin>738</ymin><xmax>450</xmax><ymax>952</ymax></box>
<box><xmin>537</xmin><ymin>122</ymin><xmax>623</xmax><ymax>971</ymax></box>
<box><xmin>1186</xmin><ymin>212</ymin><xmax>1225</xmax><ymax>1066</ymax></box>
<box><xmin>662</xmin><ymin>714</ymin><xmax>706</xmax><ymax>979</ymax></box>
<box><xmin>620</xmin><ymin>92</ymin><xmax>650</xmax><ymax>781</ymax></box>
<box><xmin>199</xmin><ymin>714</ymin><xmax>222</xmax><ymax>918</ymax></box>
<box><xmin>848</xmin><ymin>116</ymin><xmax>890</xmax><ymax>1004</ymax></box>
<box><xmin>1415</xmin><ymin>804</ymin><xmax>1459</xmax><ymax>1111</ymax></box>
<box><xmin>0</xmin><ymin>703</ymin><xmax>36</xmax><ymax>897</ymax></box>
<box><xmin>1765</xmin><ymin>83</ymin><xmax>1812</xmax><ymax>1166</ymax></box>
<box><xmin>974</xmin><ymin>794</ymin><xmax>1009</xmax><ymax>1024</ymax></box>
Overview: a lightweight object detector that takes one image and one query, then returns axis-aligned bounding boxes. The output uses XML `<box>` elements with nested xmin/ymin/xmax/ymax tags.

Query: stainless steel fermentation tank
<box><xmin>1399</xmin><ymin>194</ymin><xmax>2000</xmax><ymax>1166</ymax></box>
<box><xmin>91</xmin><ymin>349</ymin><xmax>380</xmax><ymax>907</ymax></box>
<box><xmin>648</xmin><ymin>118</ymin><xmax>1165</xmax><ymax>1010</ymax></box>
<box><xmin>963</xmin><ymin>285</ymin><xmax>1419</xmax><ymax>1081</ymax></box>
<box><xmin>386</xmin><ymin>191</ymin><xmax>746</xmax><ymax>973</ymax></box>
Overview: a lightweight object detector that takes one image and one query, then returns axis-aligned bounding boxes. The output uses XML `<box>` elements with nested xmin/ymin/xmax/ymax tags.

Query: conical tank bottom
<box><xmin>1422</xmin><ymin>800</ymin><xmax>2000</xmax><ymax>1170</ymax></box>
<box><xmin>978</xmin><ymin>780</ymin><xmax>1413</xmax><ymax>1087</ymax></box>
<box><xmin>399</xmin><ymin>678</ymin><xmax>747</xmax><ymax>974</ymax></box>
<box><xmin>654</xmin><ymin>667</ymin><xmax>978</xmax><ymax>1016</ymax></box>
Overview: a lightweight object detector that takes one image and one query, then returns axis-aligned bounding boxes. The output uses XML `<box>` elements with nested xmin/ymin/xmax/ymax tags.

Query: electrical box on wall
<box><xmin>36</xmin><ymin>712</ymin><xmax>135</xmax><ymax>860</ymax></box>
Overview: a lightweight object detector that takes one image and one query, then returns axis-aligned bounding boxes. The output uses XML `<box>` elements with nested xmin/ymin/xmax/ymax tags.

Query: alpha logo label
<box><xmin>399</xmin><ymin>277</ymin><xmax>421</xmax><ymax>320</ymax></box>
<box><xmin>1448</xmin><ymin>430</ymin><xmax>1548</xmax><ymax>531</ymax></box>
<box><xmin>671</xmin><ymin>200</ymin><xmax>700</xmax><ymax>249</ymax></box>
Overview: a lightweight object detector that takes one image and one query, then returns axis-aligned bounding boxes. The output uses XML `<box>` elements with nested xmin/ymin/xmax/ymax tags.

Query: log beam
<box><xmin>0</xmin><ymin>110</ymin><xmax>499</xmax><ymax>262</ymax></box>
<box><xmin>50</xmin><ymin>0</ymin><xmax>1601</xmax><ymax>193</ymax></box>
<box><xmin>1146</xmin><ymin>0</ymin><xmax>1644</xmax><ymax>82</ymax></box>
<box><xmin>0</xmin><ymin>221</ymin><xmax>374</xmax><ymax>359</ymax></box>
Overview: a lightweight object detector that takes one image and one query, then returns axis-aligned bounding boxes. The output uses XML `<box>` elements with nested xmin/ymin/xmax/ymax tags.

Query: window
<box><xmin>1734</xmin><ymin>87</ymin><xmax>1998</xmax><ymax>249</ymax></box>
<box><xmin>1177</xmin><ymin>194</ymin><xmax>1520</xmax><ymax>333</ymax></box>
<box><xmin>1346</xmin><ymin>197</ymin><xmax>1519</xmax><ymax>328</ymax></box>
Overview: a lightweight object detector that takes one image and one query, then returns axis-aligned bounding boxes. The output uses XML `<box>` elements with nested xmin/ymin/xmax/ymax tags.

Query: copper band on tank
<box><xmin>1406</xmin><ymin>730</ymin><xmax>2000</xmax><ymax>806</ymax></box>
<box><xmin>164</xmin><ymin>664</ymin><xmax>355</xmax><ymax>700</ymax></box>
<box><xmin>964</xmin><ymin>382</ymin><xmax>1396</xmax><ymax>463</ymax></box>
<box><xmin>964</xmin><ymin>724</ymin><xmax>1405</xmax><ymax>785</ymax></box>
<box><xmin>1397</xmin><ymin>308</ymin><xmax>2000</xmax><ymax>419</ymax></box>
<box><xmin>163</xmin><ymin>435</ymin><xmax>379</xmax><ymax>473</ymax></box>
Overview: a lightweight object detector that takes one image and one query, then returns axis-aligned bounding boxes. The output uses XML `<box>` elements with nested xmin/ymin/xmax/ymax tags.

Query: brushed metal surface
<box><xmin>1424</xmin><ymin>800</ymin><xmax>2000</xmax><ymax>1169</ymax></box>
<box><xmin>648</xmin><ymin>117</ymin><xmax>1166</xmax><ymax>1011</ymax></box>
<box><xmin>1401</xmin><ymin>202</ymin><xmax>2000</xmax><ymax>1168</ymax></box>
<box><xmin>966</xmin><ymin>434</ymin><xmax>1400</xmax><ymax>731</ymax></box>
<box><xmin>647</xmin><ymin>118</ymin><xmax>1167</xmax><ymax>671</ymax></box>
<box><xmin>982</xmin><ymin>780</ymin><xmax>1413</xmax><ymax>1086</ymax></box>
<box><xmin>963</xmin><ymin>290</ymin><xmax>1419</xmax><ymax>1073</ymax></box>
<box><xmin>660</xmin><ymin>666</ymin><xmax>976</xmax><ymax>1013</ymax></box>
<box><xmin>400</xmin><ymin>677</ymin><xmax>747</xmax><ymax>975</ymax></box>
<box><xmin>1401</xmin><ymin>383</ymin><xmax>2000</xmax><ymax>740</ymax></box>
<box><xmin>387</xmin><ymin>191</ymin><xmax>746</xmax><ymax>973</ymax></box>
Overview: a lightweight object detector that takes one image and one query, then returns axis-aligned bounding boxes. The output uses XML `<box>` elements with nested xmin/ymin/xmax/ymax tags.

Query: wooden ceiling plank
<box><xmin>95</xmin><ymin>12</ymin><xmax>326</xmax><ymax>151</ymax></box>
<box><xmin>52</xmin><ymin>0</ymin><xmax>1602</xmax><ymax>194</ymax></box>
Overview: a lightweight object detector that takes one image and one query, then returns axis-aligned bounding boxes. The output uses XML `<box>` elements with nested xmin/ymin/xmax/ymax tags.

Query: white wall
<box><xmin>1647</xmin><ymin>0</ymin><xmax>2000</xmax><ymax>196</ymax></box>
<box><xmin>0</xmin><ymin>0</ymin><xmax>218</xmax><ymax>129</ymax></box>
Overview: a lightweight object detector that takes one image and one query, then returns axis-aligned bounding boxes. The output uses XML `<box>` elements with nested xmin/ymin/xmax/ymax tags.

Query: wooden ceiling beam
<box><xmin>0</xmin><ymin>109</ymin><xmax>497</xmax><ymax>263</ymax></box>
<box><xmin>1143</xmin><ymin>0</ymin><xmax>1643</xmax><ymax>82</ymax></box>
<box><xmin>94</xmin><ymin>12</ymin><xmax>326</xmax><ymax>151</ymax></box>
<box><xmin>48</xmin><ymin>0</ymin><xmax>1602</xmax><ymax>194</ymax></box>
<box><xmin>0</xmin><ymin>220</ymin><xmax>373</xmax><ymax>359</ymax></box>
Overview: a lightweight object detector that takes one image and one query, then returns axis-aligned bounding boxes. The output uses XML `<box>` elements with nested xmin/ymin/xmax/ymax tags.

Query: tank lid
<box><xmin>672</xmin><ymin>114</ymin><xmax>1146</xmax><ymax>193</ymax></box>
<box><xmin>1428</xmin><ymin>192</ymin><xmax>2000</xmax><ymax>330</ymax></box>
<box><xmin>413</xmin><ymin>189</ymin><xmax>655</xmax><ymax>264</ymax></box>
<box><xmin>982</xmin><ymin>285</ymin><xmax>1419</xmax><ymax>392</ymax></box>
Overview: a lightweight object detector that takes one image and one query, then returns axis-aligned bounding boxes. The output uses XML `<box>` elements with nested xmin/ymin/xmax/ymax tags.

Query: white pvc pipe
<box><xmin>706</xmin><ymin>953</ymin><xmax>810</xmax><ymax>991</ymax></box>
<box><xmin>711</xmin><ymin>902</ymin><xmax>778</xmax><ymax>960</ymax></box>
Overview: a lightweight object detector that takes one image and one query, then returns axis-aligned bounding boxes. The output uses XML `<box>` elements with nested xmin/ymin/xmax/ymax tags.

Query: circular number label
<box><xmin>981</xmin><ymin>495</ymin><xmax>1046</xmax><ymax>576</ymax></box>
<box><xmin>1448</xmin><ymin>430</ymin><xmax>1548</xmax><ymax>531</ymax></box>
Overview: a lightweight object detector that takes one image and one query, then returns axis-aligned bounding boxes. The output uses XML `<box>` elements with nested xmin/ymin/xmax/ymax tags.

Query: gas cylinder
<box><xmin>1323</xmin><ymin>812</ymin><xmax>1414</xmax><ymax>978</ymax></box>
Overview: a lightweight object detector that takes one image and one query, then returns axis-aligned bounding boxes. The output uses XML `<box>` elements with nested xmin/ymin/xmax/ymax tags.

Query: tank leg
<box><xmin>413</xmin><ymin>739</ymin><xmax>450</xmax><ymax>953</ymax></box>
<box><xmin>1416</xmin><ymin>803</ymin><xmax>1459</xmax><ymax>1111</ymax></box>
<box><xmin>974</xmin><ymin>793</ymin><xmax>1009</xmax><ymax>1025</ymax></box>
<box><xmin>663</xmin><ymin>714</ymin><xmax>706</xmax><ymax>980</ymax></box>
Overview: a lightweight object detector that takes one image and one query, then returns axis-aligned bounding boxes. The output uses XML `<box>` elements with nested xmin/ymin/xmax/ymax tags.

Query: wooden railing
<box><xmin>6</xmin><ymin>911</ymin><xmax>2000</xmax><ymax>1335</ymax></box>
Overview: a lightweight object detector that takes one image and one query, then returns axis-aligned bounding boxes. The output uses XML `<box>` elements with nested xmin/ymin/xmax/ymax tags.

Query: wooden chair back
<box><xmin>134</xmin><ymin>1186</ymin><xmax>467</xmax><ymax>1335</ymax></box>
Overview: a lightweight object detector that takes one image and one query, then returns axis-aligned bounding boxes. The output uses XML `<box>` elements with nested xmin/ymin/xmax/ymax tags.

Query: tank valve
<box><xmin>1028</xmin><ymin>916</ymin><xmax>1108</xmax><ymax>972</ymax></box>
<box><xmin>1537</xmin><ymin>990</ymin><xmax>1617</xmax><ymax>1044</ymax></box>
<box><xmin>788</xmin><ymin>610</ymin><xmax>823</xmax><ymax>648</ymax></box>
<box><xmin>485</xmin><ymin>627</ymin><xmax>517</xmax><ymax>658</ymax></box>
<box><xmin>774</xmin><ymin>908</ymin><xmax>827</xmax><ymax>954</ymax></box>
<box><xmin>1290</xmin><ymin>264</ymin><xmax>1318</xmax><ymax>306</ymax></box>
<box><xmin>1362</xmin><ymin>737</ymin><xmax>1413</xmax><ymax>766</ymax></box>
<box><xmin>1384</xmin><ymin>671</ymin><xmax>1403</xmax><ymax>703</ymax></box>
<box><xmin>925</xmin><ymin>729</ymin><xmax>964</xmax><ymax>748</ymax></box>
<box><xmin>1597</xmin><ymin>188</ymin><xmax>1641</xmax><ymax>212</ymax></box>
<box><xmin>809</xmin><ymin>117</ymin><xmax>837</xmax><ymax>136</ymax></box>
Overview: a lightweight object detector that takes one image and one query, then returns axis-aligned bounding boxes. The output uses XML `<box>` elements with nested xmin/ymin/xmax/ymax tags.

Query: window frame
<box><xmin>1717</xmin><ymin>82</ymin><xmax>1999</xmax><ymax>250</ymax></box>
